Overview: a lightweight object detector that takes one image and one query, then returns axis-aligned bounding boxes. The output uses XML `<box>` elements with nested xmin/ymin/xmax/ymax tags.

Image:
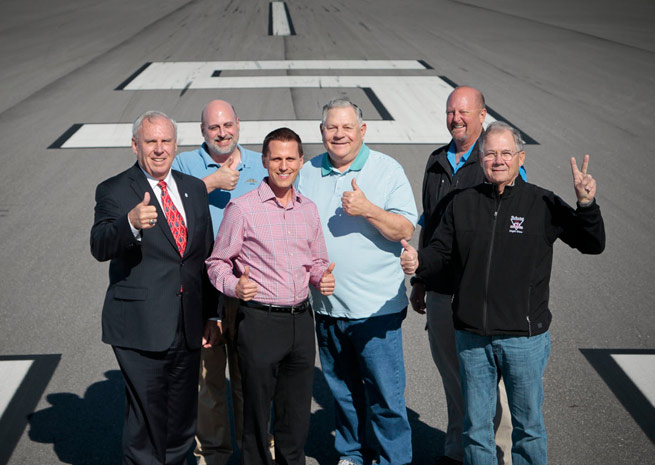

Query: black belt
<box><xmin>240</xmin><ymin>299</ymin><xmax>310</xmax><ymax>314</ymax></box>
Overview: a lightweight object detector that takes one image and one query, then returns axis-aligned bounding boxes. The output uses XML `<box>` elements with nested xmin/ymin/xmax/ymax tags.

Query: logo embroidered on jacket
<box><xmin>509</xmin><ymin>216</ymin><xmax>524</xmax><ymax>234</ymax></box>
<box><xmin>245</xmin><ymin>178</ymin><xmax>258</xmax><ymax>184</ymax></box>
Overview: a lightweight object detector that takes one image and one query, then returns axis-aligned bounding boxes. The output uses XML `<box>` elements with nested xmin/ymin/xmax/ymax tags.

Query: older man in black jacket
<box><xmin>401</xmin><ymin>121</ymin><xmax>605</xmax><ymax>465</ymax></box>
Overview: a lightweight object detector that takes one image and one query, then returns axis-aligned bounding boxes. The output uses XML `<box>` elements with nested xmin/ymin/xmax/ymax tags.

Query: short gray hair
<box><xmin>132</xmin><ymin>111</ymin><xmax>178</xmax><ymax>139</ymax></box>
<box><xmin>321</xmin><ymin>97</ymin><xmax>363</xmax><ymax>126</ymax></box>
<box><xmin>479</xmin><ymin>121</ymin><xmax>524</xmax><ymax>154</ymax></box>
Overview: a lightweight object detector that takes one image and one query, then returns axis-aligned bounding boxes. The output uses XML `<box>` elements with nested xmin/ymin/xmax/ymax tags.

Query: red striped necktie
<box><xmin>157</xmin><ymin>180</ymin><xmax>187</xmax><ymax>256</ymax></box>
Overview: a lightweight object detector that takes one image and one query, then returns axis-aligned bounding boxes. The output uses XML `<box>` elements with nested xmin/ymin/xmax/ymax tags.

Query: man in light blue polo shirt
<box><xmin>297</xmin><ymin>98</ymin><xmax>417</xmax><ymax>465</ymax></box>
<box><xmin>172</xmin><ymin>99</ymin><xmax>268</xmax><ymax>465</ymax></box>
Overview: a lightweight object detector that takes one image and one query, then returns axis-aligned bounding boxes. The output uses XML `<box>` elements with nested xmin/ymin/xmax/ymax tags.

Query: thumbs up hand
<box><xmin>208</xmin><ymin>155</ymin><xmax>240</xmax><ymax>191</ymax></box>
<box><xmin>319</xmin><ymin>262</ymin><xmax>336</xmax><ymax>296</ymax></box>
<box><xmin>342</xmin><ymin>178</ymin><xmax>371</xmax><ymax>217</ymax></box>
<box><xmin>128</xmin><ymin>192</ymin><xmax>158</xmax><ymax>230</ymax></box>
<box><xmin>235</xmin><ymin>266</ymin><xmax>258</xmax><ymax>301</ymax></box>
<box><xmin>400</xmin><ymin>239</ymin><xmax>419</xmax><ymax>275</ymax></box>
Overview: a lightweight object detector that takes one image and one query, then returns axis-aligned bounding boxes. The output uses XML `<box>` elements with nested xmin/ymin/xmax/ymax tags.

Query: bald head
<box><xmin>446</xmin><ymin>86</ymin><xmax>487</xmax><ymax>150</ymax></box>
<box><xmin>201</xmin><ymin>100</ymin><xmax>240</xmax><ymax>160</ymax></box>
<box><xmin>447</xmin><ymin>86</ymin><xmax>485</xmax><ymax>111</ymax></box>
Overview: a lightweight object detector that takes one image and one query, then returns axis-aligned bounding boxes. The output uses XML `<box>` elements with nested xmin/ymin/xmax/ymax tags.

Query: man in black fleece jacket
<box><xmin>401</xmin><ymin>121</ymin><xmax>605</xmax><ymax>465</ymax></box>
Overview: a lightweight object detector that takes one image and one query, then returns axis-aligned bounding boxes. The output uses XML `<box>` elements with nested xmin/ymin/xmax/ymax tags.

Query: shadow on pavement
<box><xmin>27</xmin><ymin>370</ymin><xmax>124</xmax><ymax>465</ymax></box>
<box><xmin>26</xmin><ymin>367</ymin><xmax>445</xmax><ymax>464</ymax></box>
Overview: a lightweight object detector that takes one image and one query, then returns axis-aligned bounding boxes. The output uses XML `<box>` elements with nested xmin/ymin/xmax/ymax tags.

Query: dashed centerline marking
<box><xmin>269</xmin><ymin>2</ymin><xmax>295</xmax><ymax>36</ymax></box>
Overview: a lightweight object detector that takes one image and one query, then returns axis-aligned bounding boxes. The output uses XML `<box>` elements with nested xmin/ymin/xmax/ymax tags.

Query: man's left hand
<box><xmin>319</xmin><ymin>262</ymin><xmax>336</xmax><ymax>296</ymax></box>
<box><xmin>571</xmin><ymin>154</ymin><xmax>597</xmax><ymax>205</ymax></box>
<box><xmin>342</xmin><ymin>178</ymin><xmax>371</xmax><ymax>217</ymax></box>
<box><xmin>202</xmin><ymin>320</ymin><xmax>222</xmax><ymax>348</ymax></box>
<box><xmin>400</xmin><ymin>239</ymin><xmax>419</xmax><ymax>275</ymax></box>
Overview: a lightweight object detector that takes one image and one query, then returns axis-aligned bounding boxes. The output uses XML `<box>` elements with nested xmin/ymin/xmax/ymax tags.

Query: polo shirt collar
<box><xmin>321</xmin><ymin>143</ymin><xmax>370</xmax><ymax>176</ymax></box>
<box><xmin>199</xmin><ymin>143</ymin><xmax>252</xmax><ymax>170</ymax></box>
<box><xmin>446</xmin><ymin>140</ymin><xmax>476</xmax><ymax>173</ymax></box>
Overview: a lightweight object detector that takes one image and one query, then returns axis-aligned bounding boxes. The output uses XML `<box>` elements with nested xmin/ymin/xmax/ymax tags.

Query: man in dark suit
<box><xmin>91</xmin><ymin>111</ymin><xmax>219</xmax><ymax>465</ymax></box>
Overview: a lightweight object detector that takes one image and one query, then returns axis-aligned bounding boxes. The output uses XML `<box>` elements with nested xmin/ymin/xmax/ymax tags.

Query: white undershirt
<box><xmin>130</xmin><ymin>168</ymin><xmax>187</xmax><ymax>238</ymax></box>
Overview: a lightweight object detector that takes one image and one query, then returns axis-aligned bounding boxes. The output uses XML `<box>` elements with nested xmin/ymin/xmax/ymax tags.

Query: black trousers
<box><xmin>236</xmin><ymin>306</ymin><xmax>316</xmax><ymax>465</ymax></box>
<box><xmin>113</xmin><ymin>309</ymin><xmax>200</xmax><ymax>465</ymax></box>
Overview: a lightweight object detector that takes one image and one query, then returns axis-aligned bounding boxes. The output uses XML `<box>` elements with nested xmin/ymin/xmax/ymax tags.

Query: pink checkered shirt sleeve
<box><xmin>205</xmin><ymin>201</ymin><xmax>243</xmax><ymax>298</ymax></box>
<box><xmin>308</xmin><ymin>203</ymin><xmax>329</xmax><ymax>288</ymax></box>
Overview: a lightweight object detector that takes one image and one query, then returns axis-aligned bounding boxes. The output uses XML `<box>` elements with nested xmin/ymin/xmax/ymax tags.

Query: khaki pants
<box><xmin>195</xmin><ymin>296</ymin><xmax>244</xmax><ymax>465</ymax></box>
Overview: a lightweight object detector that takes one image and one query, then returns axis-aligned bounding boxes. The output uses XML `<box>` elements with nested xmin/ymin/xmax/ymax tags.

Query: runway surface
<box><xmin>0</xmin><ymin>0</ymin><xmax>653</xmax><ymax>463</ymax></box>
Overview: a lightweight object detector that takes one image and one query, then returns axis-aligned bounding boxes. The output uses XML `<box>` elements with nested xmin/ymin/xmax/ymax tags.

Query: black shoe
<box><xmin>435</xmin><ymin>456</ymin><xmax>463</xmax><ymax>465</ymax></box>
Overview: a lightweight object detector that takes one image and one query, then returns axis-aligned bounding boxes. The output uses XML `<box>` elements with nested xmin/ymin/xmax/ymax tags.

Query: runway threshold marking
<box><xmin>0</xmin><ymin>360</ymin><xmax>32</xmax><ymax>418</ymax></box>
<box><xmin>581</xmin><ymin>349</ymin><xmax>655</xmax><ymax>443</ymax></box>
<box><xmin>611</xmin><ymin>353</ymin><xmax>655</xmax><ymax>407</ymax></box>
<box><xmin>49</xmin><ymin>60</ymin><xmax>536</xmax><ymax>149</ymax></box>
<box><xmin>0</xmin><ymin>355</ymin><xmax>61</xmax><ymax>464</ymax></box>
<box><xmin>269</xmin><ymin>2</ymin><xmax>295</xmax><ymax>36</ymax></box>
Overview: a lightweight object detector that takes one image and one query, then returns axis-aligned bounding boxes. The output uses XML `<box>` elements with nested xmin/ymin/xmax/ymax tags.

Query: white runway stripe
<box><xmin>0</xmin><ymin>360</ymin><xmax>32</xmax><ymax>418</ymax></box>
<box><xmin>611</xmin><ymin>354</ymin><xmax>655</xmax><ymax>407</ymax></box>
<box><xmin>271</xmin><ymin>2</ymin><xmax>292</xmax><ymax>36</ymax></box>
<box><xmin>122</xmin><ymin>60</ymin><xmax>428</xmax><ymax>91</ymax></box>
<box><xmin>60</xmin><ymin>120</ymin><xmax>459</xmax><ymax>147</ymax></box>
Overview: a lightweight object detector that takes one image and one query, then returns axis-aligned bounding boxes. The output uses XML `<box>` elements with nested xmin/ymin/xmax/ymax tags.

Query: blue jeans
<box><xmin>456</xmin><ymin>330</ymin><xmax>551</xmax><ymax>465</ymax></box>
<box><xmin>315</xmin><ymin>309</ymin><xmax>412</xmax><ymax>465</ymax></box>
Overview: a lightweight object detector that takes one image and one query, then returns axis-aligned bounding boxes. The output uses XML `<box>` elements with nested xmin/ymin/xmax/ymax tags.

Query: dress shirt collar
<box><xmin>138</xmin><ymin>165</ymin><xmax>175</xmax><ymax>188</ymax></box>
<box><xmin>257</xmin><ymin>177</ymin><xmax>303</xmax><ymax>208</ymax></box>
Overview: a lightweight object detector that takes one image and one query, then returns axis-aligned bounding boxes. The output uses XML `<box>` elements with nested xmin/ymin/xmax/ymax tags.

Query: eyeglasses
<box><xmin>483</xmin><ymin>150</ymin><xmax>520</xmax><ymax>161</ymax></box>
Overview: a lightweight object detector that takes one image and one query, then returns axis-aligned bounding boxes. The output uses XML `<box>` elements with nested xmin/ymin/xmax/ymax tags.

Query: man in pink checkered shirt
<box><xmin>206</xmin><ymin>127</ymin><xmax>335</xmax><ymax>465</ymax></box>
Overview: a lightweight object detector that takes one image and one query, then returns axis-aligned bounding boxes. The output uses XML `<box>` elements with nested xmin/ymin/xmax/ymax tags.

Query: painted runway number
<box><xmin>51</xmin><ymin>60</ymin><xmax>536</xmax><ymax>149</ymax></box>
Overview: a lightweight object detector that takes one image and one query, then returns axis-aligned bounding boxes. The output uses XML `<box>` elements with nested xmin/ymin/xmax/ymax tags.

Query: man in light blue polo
<box><xmin>172</xmin><ymin>99</ymin><xmax>268</xmax><ymax>465</ymax></box>
<box><xmin>297</xmin><ymin>98</ymin><xmax>417</xmax><ymax>465</ymax></box>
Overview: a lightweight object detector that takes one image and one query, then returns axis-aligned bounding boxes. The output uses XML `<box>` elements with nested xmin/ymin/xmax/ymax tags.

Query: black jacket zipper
<box><xmin>482</xmin><ymin>191</ymin><xmax>502</xmax><ymax>335</ymax></box>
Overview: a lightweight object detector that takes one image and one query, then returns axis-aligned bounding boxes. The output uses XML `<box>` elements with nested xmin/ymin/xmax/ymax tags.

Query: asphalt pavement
<box><xmin>0</xmin><ymin>0</ymin><xmax>653</xmax><ymax>463</ymax></box>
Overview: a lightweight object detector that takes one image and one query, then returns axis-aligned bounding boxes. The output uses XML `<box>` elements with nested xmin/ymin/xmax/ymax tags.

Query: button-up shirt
<box><xmin>206</xmin><ymin>178</ymin><xmax>329</xmax><ymax>306</ymax></box>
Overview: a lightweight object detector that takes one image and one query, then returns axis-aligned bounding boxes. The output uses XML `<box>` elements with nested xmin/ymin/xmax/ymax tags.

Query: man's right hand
<box><xmin>128</xmin><ymin>192</ymin><xmax>158</xmax><ymax>230</ymax></box>
<box><xmin>235</xmin><ymin>266</ymin><xmax>258</xmax><ymax>301</ymax></box>
<box><xmin>410</xmin><ymin>281</ymin><xmax>427</xmax><ymax>314</ymax></box>
<box><xmin>205</xmin><ymin>155</ymin><xmax>240</xmax><ymax>192</ymax></box>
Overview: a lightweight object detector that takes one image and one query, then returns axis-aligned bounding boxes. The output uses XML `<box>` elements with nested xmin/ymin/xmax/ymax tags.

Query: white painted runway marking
<box><xmin>271</xmin><ymin>2</ymin><xmax>292</xmax><ymax>36</ymax></box>
<box><xmin>54</xmin><ymin>60</ymin><xmax>532</xmax><ymax>148</ymax></box>
<box><xmin>63</xmin><ymin>66</ymin><xmax>502</xmax><ymax>147</ymax></box>
<box><xmin>0</xmin><ymin>360</ymin><xmax>32</xmax><ymax>418</ymax></box>
<box><xmin>611</xmin><ymin>353</ymin><xmax>655</xmax><ymax>407</ymax></box>
<box><xmin>124</xmin><ymin>60</ymin><xmax>427</xmax><ymax>88</ymax></box>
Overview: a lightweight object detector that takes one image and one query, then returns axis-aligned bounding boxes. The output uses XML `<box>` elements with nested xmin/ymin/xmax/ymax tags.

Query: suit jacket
<box><xmin>91</xmin><ymin>163</ymin><xmax>217</xmax><ymax>352</ymax></box>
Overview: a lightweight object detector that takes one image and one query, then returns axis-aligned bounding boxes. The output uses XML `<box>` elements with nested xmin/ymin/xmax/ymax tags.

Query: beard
<box><xmin>207</xmin><ymin>137</ymin><xmax>237</xmax><ymax>156</ymax></box>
